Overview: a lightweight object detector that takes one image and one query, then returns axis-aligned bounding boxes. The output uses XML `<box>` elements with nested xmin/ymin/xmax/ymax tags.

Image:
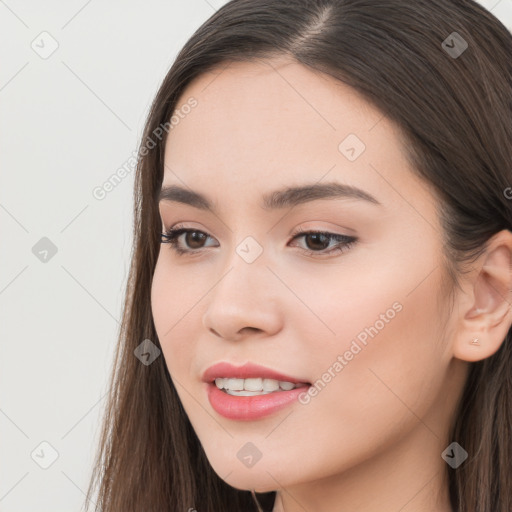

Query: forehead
<box><xmin>166</xmin><ymin>57</ymin><xmax>384</xmax><ymax>156</ymax></box>
<box><xmin>162</xmin><ymin>57</ymin><xmax>427</xmax><ymax>214</ymax></box>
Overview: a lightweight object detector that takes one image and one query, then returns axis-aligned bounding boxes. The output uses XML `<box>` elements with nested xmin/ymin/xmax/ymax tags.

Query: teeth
<box><xmin>214</xmin><ymin>377</ymin><xmax>302</xmax><ymax>395</ymax></box>
<box><xmin>226</xmin><ymin>378</ymin><xmax>244</xmax><ymax>391</ymax></box>
<box><xmin>263</xmin><ymin>379</ymin><xmax>280</xmax><ymax>392</ymax></box>
<box><xmin>244</xmin><ymin>378</ymin><xmax>263</xmax><ymax>391</ymax></box>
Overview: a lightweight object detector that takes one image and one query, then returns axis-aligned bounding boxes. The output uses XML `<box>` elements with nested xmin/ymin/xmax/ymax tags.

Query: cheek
<box><xmin>150</xmin><ymin>258</ymin><xmax>190</xmax><ymax>372</ymax></box>
<box><xmin>150</xmin><ymin>256</ymin><xmax>210</xmax><ymax>385</ymax></box>
<box><xmin>301</xmin><ymin>266</ymin><xmax>448</xmax><ymax>444</ymax></box>
<box><xmin>313</xmin><ymin>259</ymin><xmax>446</xmax><ymax>399</ymax></box>
<box><xmin>150</xmin><ymin>258</ymin><xmax>171</xmax><ymax>342</ymax></box>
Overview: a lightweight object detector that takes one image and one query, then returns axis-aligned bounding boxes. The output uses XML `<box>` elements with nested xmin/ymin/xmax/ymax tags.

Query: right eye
<box><xmin>161</xmin><ymin>226</ymin><xmax>218</xmax><ymax>255</ymax></box>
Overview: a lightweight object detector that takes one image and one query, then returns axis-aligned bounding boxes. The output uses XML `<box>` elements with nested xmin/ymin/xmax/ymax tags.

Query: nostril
<box><xmin>241</xmin><ymin>327</ymin><xmax>261</xmax><ymax>334</ymax></box>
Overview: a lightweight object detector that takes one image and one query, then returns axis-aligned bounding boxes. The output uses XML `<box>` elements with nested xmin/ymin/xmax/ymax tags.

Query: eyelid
<box><xmin>291</xmin><ymin>222</ymin><xmax>357</xmax><ymax>237</ymax></box>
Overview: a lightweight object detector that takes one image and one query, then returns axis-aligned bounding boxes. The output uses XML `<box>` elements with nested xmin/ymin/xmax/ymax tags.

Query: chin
<box><xmin>213</xmin><ymin>465</ymin><xmax>282</xmax><ymax>493</ymax></box>
<box><xmin>225</xmin><ymin>478</ymin><xmax>278</xmax><ymax>494</ymax></box>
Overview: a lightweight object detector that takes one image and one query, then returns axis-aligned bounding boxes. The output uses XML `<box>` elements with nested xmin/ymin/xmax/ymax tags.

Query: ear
<box><xmin>452</xmin><ymin>229</ymin><xmax>512</xmax><ymax>362</ymax></box>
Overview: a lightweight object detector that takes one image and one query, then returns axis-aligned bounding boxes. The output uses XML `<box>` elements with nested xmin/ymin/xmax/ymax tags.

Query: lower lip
<box><xmin>206</xmin><ymin>382</ymin><xmax>310</xmax><ymax>421</ymax></box>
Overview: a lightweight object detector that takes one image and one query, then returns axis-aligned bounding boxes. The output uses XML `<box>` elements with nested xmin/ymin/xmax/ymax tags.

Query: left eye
<box><xmin>290</xmin><ymin>230</ymin><xmax>357</xmax><ymax>256</ymax></box>
<box><xmin>160</xmin><ymin>226</ymin><xmax>357</xmax><ymax>257</ymax></box>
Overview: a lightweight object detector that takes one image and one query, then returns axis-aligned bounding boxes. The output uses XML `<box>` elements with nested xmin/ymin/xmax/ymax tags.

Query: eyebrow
<box><xmin>158</xmin><ymin>181</ymin><xmax>381</xmax><ymax>213</ymax></box>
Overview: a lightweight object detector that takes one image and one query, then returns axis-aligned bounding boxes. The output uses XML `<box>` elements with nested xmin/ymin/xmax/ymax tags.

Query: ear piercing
<box><xmin>470</xmin><ymin>337</ymin><xmax>480</xmax><ymax>345</ymax></box>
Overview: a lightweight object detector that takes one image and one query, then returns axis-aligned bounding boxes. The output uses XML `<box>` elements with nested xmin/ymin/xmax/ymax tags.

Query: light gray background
<box><xmin>1</xmin><ymin>1</ymin><xmax>510</xmax><ymax>511</ymax></box>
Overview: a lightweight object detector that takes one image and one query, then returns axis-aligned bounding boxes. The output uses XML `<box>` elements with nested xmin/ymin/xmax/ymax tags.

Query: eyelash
<box><xmin>160</xmin><ymin>223</ymin><xmax>357</xmax><ymax>258</ymax></box>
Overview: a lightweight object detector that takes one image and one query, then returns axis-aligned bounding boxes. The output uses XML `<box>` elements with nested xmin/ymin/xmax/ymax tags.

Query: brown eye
<box><xmin>302</xmin><ymin>233</ymin><xmax>331</xmax><ymax>251</ymax></box>
<box><xmin>289</xmin><ymin>229</ymin><xmax>357</xmax><ymax>257</ymax></box>
<box><xmin>184</xmin><ymin>231</ymin><xmax>207</xmax><ymax>249</ymax></box>
<box><xmin>161</xmin><ymin>227</ymin><xmax>218</xmax><ymax>256</ymax></box>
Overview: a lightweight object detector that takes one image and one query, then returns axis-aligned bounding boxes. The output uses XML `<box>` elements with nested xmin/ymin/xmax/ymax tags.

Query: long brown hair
<box><xmin>85</xmin><ymin>1</ymin><xmax>512</xmax><ymax>510</ymax></box>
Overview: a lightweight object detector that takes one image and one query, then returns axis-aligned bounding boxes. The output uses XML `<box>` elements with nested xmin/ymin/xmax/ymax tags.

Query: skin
<box><xmin>150</xmin><ymin>57</ymin><xmax>512</xmax><ymax>512</ymax></box>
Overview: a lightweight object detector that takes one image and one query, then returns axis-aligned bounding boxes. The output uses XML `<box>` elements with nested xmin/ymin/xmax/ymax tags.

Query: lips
<box><xmin>202</xmin><ymin>362</ymin><xmax>312</xmax><ymax>420</ymax></box>
<box><xmin>201</xmin><ymin>361</ymin><xmax>311</xmax><ymax>385</ymax></box>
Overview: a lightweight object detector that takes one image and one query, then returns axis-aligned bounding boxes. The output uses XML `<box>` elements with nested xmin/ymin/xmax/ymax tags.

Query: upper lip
<box><xmin>202</xmin><ymin>362</ymin><xmax>311</xmax><ymax>385</ymax></box>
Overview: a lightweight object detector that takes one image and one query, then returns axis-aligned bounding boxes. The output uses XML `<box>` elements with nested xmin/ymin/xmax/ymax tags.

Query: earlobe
<box><xmin>452</xmin><ymin>230</ymin><xmax>512</xmax><ymax>363</ymax></box>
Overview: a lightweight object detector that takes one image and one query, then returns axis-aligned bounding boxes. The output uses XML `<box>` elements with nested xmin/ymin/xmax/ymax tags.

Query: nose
<box><xmin>202</xmin><ymin>255</ymin><xmax>283</xmax><ymax>343</ymax></box>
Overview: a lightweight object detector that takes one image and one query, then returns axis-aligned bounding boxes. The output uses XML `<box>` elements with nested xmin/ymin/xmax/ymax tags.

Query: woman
<box><xmin>86</xmin><ymin>1</ymin><xmax>512</xmax><ymax>510</ymax></box>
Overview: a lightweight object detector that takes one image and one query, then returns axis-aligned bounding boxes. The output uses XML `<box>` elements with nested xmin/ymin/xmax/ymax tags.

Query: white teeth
<box><xmin>214</xmin><ymin>377</ymin><xmax>301</xmax><ymax>395</ymax></box>
<box><xmin>227</xmin><ymin>378</ymin><xmax>244</xmax><ymax>390</ymax></box>
<box><xmin>244</xmin><ymin>378</ymin><xmax>263</xmax><ymax>391</ymax></box>
<box><xmin>262</xmin><ymin>379</ymin><xmax>280</xmax><ymax>392</ymax></box>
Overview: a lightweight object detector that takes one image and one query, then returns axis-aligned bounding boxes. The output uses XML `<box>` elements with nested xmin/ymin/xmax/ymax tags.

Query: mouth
<box><xmin>202</xmin><ymin>362</ymin><xmax>312</xmax><ymax>420</ymax></box>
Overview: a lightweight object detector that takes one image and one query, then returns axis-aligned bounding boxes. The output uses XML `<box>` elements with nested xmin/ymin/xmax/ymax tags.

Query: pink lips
<box><xmin>202</xmin><ymin>361</ymin><xmax>309</xmax><ymax>384</ymax></box>
<box><xmin>202</xmin><ymin>362</ymin><xmax>310</xmax><ymax>421</ymax></box>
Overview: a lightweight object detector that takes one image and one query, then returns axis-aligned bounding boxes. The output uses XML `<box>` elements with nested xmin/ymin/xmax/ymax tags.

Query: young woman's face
<box><xmin>151</xmin><ymin>58</ymin><xmax>467</xmax><ymax>496</ymax></box>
